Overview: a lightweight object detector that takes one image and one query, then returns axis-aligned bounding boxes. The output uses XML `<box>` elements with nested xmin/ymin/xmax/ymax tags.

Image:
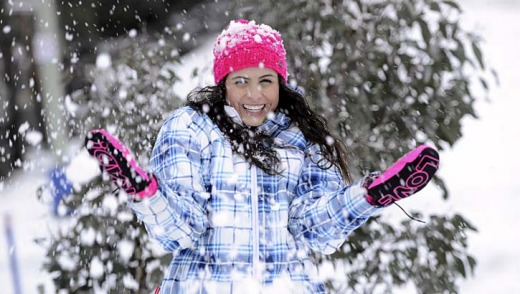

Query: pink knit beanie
<box><xmin>212</xmin><ymin>19</ymin><xmax>288</xmax><ymax>84</ymax></box>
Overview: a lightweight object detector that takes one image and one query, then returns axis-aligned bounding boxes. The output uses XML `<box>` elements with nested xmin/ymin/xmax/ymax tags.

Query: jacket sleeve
<box><xmin>128</xmin><ymin>109</ymin><xmax>209</xmax><ymax>252</ymax></box>
<box><xmin>288</xmin><ymin>144</ymin><xmax>383</xmax><ymax>254</ymax></box>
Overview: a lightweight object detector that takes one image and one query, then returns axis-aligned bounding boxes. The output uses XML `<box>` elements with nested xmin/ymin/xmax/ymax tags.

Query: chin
<box><xmin>244</xmin><ymin>119</ymin><xmax>265</xmax><ymax>127</ymax></box>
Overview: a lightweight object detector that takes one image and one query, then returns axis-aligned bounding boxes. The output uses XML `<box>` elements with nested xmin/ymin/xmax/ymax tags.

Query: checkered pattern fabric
<box><xmin>129</xmin><ymin>106</ymin><xmax>383</xmax><ymax>293</ymax></box>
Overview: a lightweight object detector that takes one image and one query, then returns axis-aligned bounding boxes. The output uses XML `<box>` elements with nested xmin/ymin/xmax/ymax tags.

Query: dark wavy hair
<box><xmin>186</xmin><ymin>78</ymin><xmax>351</xmax><ymax>183</ymax></box>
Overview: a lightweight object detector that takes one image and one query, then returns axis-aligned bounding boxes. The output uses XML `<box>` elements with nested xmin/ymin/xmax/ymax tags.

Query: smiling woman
<box><xmin>84</xmin><ymin>19</ymin><xmax>440</xmax><ymax>294</ymax></box>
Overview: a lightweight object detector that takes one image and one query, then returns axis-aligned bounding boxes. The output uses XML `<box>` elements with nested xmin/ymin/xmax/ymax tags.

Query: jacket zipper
<box><xmin>251</xmin><ymin>166</ymin><xmax>261</xmax><ymax>282</ymax></box>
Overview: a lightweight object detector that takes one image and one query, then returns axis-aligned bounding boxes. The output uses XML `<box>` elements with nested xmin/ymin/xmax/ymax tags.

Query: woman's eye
<box><xmin>260</xmin><ymin>79</ymin><xmax>273</xmax><ymax>84</ymax></box>
<box><xmin>235</xmin><ymin>78</ymin><xmax>247</xmax><ymax>85</ymax></box>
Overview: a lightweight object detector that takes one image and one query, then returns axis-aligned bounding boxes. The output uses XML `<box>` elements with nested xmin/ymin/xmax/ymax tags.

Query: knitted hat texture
<box><xmin>212</xmin><ymin>19</ymin><xmax>287</xmax><ymax>84</ymax></box>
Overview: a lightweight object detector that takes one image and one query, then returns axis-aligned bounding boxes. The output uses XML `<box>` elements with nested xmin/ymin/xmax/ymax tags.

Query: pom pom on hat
<box><xmin>212</xmin><ymin>19</ymin><xmax>288</xmax><ymax>84</ymax></box>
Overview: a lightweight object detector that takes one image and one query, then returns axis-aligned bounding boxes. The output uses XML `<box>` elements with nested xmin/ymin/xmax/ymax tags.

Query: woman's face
<box><xmin>225</xmin><ymin>67</ymin><xmax>280</xmax><ymax>127</ymax></box>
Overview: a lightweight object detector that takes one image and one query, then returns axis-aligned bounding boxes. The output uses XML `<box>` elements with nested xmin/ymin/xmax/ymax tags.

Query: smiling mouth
<box><xmin>243</xmin><ymin>104</ymin><xmax>266</xmax><ymax>112</ymax></box>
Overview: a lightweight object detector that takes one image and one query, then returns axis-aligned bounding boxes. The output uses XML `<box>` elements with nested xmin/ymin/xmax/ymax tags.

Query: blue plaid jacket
<box><xmin>129</xmin><ymin>106</ymin><xmax>383</xmax><ymax>293</ymax></box>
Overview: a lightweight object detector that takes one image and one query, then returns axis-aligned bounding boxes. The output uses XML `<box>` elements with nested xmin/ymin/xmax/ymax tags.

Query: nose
<box><xmin>247</xmin><ymin>83</ymin><xmax>262</xmax><ymax>100</ymax></box>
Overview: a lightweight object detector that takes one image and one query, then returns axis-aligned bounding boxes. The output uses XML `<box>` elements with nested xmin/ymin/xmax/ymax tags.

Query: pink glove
<box><xmin>85</xmin><ymin>129</ymin><xmax>157</xmax><ymax>199</ymax></box>
<box><xmin>365</xmin><ymin>145</ymin><xmax>440</xmax><ymax>207</ymax></box>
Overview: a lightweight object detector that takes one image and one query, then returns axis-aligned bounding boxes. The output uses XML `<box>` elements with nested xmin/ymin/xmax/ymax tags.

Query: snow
<box><xmin>22</xmin><ymin>130</ymin><xmax>44</xmax><ymax>150</ymax></box>
<box><xmin>96</xmin><ymin>52</ymin><xmax>112</xmax><ymax>69</ymax></box>
<box><xmin>90</xmin><ymin>256</ymin><xmax>104</xmax><ymax>279</ymax></box>
<box><xmin>17</xmin><ymin>122</ymin><xmax>30</xmax><ymax>134</ymax></box>
<box><xmin>213</xmin><ymin>20</ymin><xmax>282</xmax><ymax>55</ymax></box>
<box><xmin>1</xmin><ymin>1</ymin><xmax>520</xmax><ymax>293</ymax></box>
<box><xmin>128</xmin><ymin>29</ymin><xmax>137</xmax><ymax>38</ymax></box>
<box><xmin>3</xmin><ymin>25</ymin><xmax>12</xmax><ymax>34</ymax></box>
<box><xmin>118</xmin><ymin>239</ymin><xmax>135</xmax><ymax>263</ymax></box>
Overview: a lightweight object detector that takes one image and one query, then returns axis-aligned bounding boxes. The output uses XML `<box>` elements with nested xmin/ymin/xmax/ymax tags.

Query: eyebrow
<box><xmin>231</xmin><ymin>74</ymin><xmax>275</xmax><ymax>80</ymax></box>
<box><xmin>259</xmin><ymin>74</ymin><xmax>275</xmax><ymax>79</ymax></box>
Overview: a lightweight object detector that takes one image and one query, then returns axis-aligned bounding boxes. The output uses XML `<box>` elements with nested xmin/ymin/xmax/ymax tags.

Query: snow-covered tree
<box><xmin>42</xmin><ymin>34</ymin><xmax>183</xmax><ymax>293</ymax></box>
<box><xmin>236</xmin><ymin>0</ymin><xmax>490</xmax><ymax>293</ymax></box>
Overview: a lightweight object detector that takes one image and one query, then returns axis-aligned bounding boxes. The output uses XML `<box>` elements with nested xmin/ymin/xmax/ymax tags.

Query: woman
<box><xmin>85</xmin><ymin>19</ymin><xmax>439</xmax><ymax>293</ymax></box>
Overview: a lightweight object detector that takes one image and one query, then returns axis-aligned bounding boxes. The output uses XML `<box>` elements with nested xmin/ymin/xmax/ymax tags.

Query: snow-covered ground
<box><xmin>1</xmin><ymin>1</ymin><xmax>519</xmax><ymax>293</ymax></box>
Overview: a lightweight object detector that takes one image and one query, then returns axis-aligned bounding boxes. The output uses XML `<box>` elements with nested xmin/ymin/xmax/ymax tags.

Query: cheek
<box><xmin>268</xmin><ymin>90</ymin><xmax>280</xmax><ymax>106</ymax></box>
<box><xmin>225</xmin><ymin>92</ymin><xmax>236</xmax><ymax>105</ymax></box>
<box><xmin>225</xmin><ymin>87</ymin><xmax>244</xmax><ymax>106</ymax></box>
<box><xmin>267</xmin><ymin>84</ymin><xmax>279</xmax><ymax>99</ymax></box>
<box><xmin>225</xmin><ymin>86</ymin><xmax>234</xmax><ymax>104</ymax></box>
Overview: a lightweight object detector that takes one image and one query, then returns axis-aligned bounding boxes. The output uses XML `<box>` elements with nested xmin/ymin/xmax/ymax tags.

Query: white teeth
<box><xmin>243</xmin><ymin>104</ymin><xmax>264</xmax><ymax>111</ymax></box>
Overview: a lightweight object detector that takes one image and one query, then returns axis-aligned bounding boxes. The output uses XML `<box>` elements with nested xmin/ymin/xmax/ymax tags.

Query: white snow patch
<box><xmin>96</xmin><ymin>53</ymin><xmax>112</xmax><ymax>69</ymax></box>
<box><xmin>89</xmin><ymin>256</ymin><xmax>104</xmax><ymax>279</ymax></box>
<box><xmin>118</xmin><ymin>239</ymin><xmax>135</xmax><ymax>263</ymax></box>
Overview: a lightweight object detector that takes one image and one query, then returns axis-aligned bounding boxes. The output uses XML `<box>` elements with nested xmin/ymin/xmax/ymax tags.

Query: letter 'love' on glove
<box><xmin>365</xmin><ymin>145</ymin><xmax>440</xmax><ymax>207</ymax></box>
<box><xmin>84</xmin><ymin>129</ymin><xmax>157</xmax><ymax>199</ymax></box>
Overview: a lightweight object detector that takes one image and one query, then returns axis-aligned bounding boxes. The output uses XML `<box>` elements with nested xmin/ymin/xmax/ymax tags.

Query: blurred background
<box><xmin>1</xmin><ymin>0</ymin><xmax>519</xmax><ymax>293</ymax></box>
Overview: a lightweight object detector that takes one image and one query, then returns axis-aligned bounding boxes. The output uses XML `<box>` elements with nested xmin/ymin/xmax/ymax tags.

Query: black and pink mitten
<box><xmin>365</xmin><ymin>145</ymin><xmax>440</xmax><ymax>207</ymax></box>
<box><xmin>85</xmin><ymin>129</ymin><xmax>157</xmax><ymax>199</ymax></box>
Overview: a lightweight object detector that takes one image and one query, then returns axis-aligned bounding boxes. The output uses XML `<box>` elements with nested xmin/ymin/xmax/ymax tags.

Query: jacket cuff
<box><xmin>127</xmin><ymin>190</ymin><xmax>169</xmax><ymax>216</ymax></box>
<box><xmin>328</xmin><ymin>176</ymin><xmax>385</xmax><ymax>227</ymax></box>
